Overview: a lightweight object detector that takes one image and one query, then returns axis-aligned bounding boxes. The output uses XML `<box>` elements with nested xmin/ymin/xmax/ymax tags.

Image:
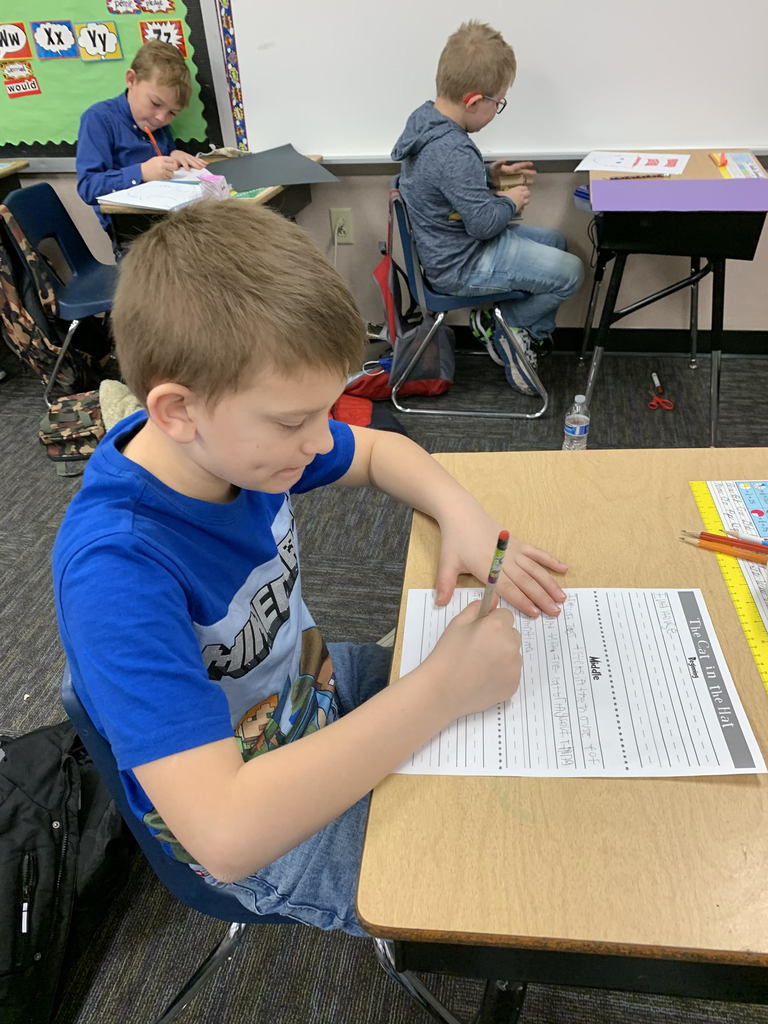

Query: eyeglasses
<box><xmin>484</xmin><ymin>95</ymin><xmax>507</xmax><ymax>115</ymax></box>
<box><xmin>462</xmin><ymin>93</ymin><xmax>507</xmax><ymax>115</ymax></box>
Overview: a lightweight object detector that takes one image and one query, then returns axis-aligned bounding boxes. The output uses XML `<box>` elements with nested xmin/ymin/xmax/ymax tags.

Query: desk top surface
<box><xmin>99</xmin><ymin>151</ymin><xmax>322</xmax><ymax>215</ymax></box>
<box><xmin>357</xmin><ymin>447</ymin><xmax>768</xmax><ymax>963</ymax></box>
<box><xmin>589</xmin><ymin>149</ymin><xmax>768</xmax><ymax>212</ymax></box>
<box><xmin>99</xmin><ymin>181</ymin><xmax>284</xmax><ymax>216</ymax></box>
<box><xmin>0</xmin><ymin>159</ymin><xmax>29</xmax><ymax>179</ymax></box>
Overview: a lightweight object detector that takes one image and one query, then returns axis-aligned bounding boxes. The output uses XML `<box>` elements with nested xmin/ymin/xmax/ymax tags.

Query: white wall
<box><xmin>230</xmin><ymin>0</ymin><xmax>768</xmax><ymax>160</ymax></box>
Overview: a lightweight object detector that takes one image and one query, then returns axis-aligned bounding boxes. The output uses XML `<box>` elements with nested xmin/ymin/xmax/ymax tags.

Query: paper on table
<box><xmin>720</xmin><ymin>152</ymin><xmax>768</xmax><ymax>179</ymax></box>
<box><xmin>97</xmin><ymin>180</ymin><xmax>203</xmax><ymax>210</ymax></box>
<box><xmin>395</xmin><ymin>587</ymin><xmax>765</xmax><ymax>777</ymax></box>
<box><xmin>706</xmin><ymin>481</ymin><xmax>768</xmax><ymax>632</ymax></box>
<box><xmin>575</xmin><ymin>151</ymin><xmax>690</xmax><ymax>175</ymax></box>
<box><xmin>172</xmin><ymin>168</ymin><xmax>207</xmax><ymax>181</ymax></box>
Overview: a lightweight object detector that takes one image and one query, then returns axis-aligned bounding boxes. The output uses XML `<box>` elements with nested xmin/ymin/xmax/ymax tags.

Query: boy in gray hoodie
<box><xmin>391</xmin><ymin>21</ymin><xmax>583</xmax><ymax>394</ymax></box>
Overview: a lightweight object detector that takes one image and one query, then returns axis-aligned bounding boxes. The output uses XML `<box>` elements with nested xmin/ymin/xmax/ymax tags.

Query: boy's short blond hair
<box><xmin>112</xmin><ymin>199</ymin><xmax>367</xmax><ymax>405</ymax></box>
<box><xmin>436</xmin><ymin>21</ymin><xmax>517</xmax><ymax>102</ymax></box>
<box><xmin>130</xmin><ymin>40</ymin><xmax>192</xmax><ymax>108</ymax></box>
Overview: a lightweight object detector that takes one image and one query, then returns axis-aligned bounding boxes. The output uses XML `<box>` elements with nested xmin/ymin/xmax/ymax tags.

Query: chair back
<box><xmin>61</xmin><ymin>667</ymin><xmax>284</xmax><ymax>924</ymax></box>
<box><xmin>4</xmin><ymin>183</ymin><xmax>95</xmax><ymax>286</ymax></box>
<box><xmin>390</xmin><ymin>178</ymin><xmax>433</xmax><ymax>314</ymax></box>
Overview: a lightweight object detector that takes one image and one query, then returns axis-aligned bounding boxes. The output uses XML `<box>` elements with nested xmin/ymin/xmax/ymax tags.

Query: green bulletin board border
<box><xmin>0</xmin><ymin>0</ymin><xmax>222</xmax><ymax>159</ymax></box>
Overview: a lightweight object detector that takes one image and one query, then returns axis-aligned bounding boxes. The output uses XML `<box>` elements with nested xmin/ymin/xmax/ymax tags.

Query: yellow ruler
<box><xmin>690</xmin><ymin>481</ymin><xmax>768</xmax><ymax>693</ymax></box>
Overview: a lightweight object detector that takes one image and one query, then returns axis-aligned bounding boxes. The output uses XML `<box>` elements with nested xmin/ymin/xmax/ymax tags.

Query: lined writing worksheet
<box><xmin>395</xmin><ymin>588</ymin><xmax>765</xmax><ymax>778</ymax></box>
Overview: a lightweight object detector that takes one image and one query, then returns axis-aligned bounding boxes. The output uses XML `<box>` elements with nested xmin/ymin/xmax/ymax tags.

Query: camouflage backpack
<box><xmin>38</xmin><ymin>390</ymin><xmax>106</xmax><ymax>477</ymax></box>
<box><xmin>0</xmin><ymin>206</ymin><xmax>112</xmax><ymax>398</ymax></box>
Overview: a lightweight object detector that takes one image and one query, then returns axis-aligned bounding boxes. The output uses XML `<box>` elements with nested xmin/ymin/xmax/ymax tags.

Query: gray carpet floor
<box><xmin>2</xmin><ymin>344</ymin><xmax>767</xmax><ymax>1024</ymax></box>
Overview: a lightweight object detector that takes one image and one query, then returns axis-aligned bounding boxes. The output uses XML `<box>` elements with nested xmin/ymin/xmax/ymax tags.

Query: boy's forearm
<box><xmin>158</xmin><ymin>660</ymin><xmax>458</xmax><ymax>882</ymax></box>
<box><xmin>345</xmin><ymin>427</ymin><xmax>486</xmax><ymax>530</ymax></box>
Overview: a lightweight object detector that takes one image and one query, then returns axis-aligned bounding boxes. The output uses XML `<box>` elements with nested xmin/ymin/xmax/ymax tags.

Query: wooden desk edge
<box><xmin>356</xmin><ymin>910</ymin><xmax>768</xmax><ymax>969</ymax></box>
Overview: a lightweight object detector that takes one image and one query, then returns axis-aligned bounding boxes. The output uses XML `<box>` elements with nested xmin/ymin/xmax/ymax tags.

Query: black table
<box><xmin>580</xmin><ymin>207</ymin><xmax>766</xmax><ymax>446</ymax></box>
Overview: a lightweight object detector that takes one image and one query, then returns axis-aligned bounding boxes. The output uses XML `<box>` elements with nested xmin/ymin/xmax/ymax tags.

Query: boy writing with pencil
<box><xmin>391</xmin><ymin>21</ymin><xmax>584</xmax><ymax>395</ymax></box>
<box><xmin>53</xmin><ymin>200</ymin><xmax>567</xmax><ymax>935</ymax></box>
<box><xmin>76</xmin><ymin>40</ymin><xmax>206</xmax><ymax>231</ymax></box>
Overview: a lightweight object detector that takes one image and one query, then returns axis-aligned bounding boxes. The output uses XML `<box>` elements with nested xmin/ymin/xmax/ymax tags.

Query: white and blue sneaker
<box><xmin>469</xmin><ymin>309</ymin><xmax>504</xmax><ymax>365</ymax></box>
<box><xmin>470</xmin><ymin>310</ymin><xmax>539</xmax><ymax>395</ymax></box>
<box><xmin>492</xmin><ymin>326</ymin><xmax>538</xmax><ymax>396</ymax></box>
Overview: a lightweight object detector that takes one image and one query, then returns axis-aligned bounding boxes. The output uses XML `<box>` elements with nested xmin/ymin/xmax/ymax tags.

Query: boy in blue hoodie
<box><xmin>391</xmin><ymin>21</ymin><xmax>583</xmax><ymax>395</ymax></box>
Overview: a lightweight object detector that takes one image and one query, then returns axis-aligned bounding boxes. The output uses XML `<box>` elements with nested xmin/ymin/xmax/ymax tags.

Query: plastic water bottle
<box><xmin>562</xmin><ymin>394</ymin><xmax>590</xmax><ymax>451</ymax></box>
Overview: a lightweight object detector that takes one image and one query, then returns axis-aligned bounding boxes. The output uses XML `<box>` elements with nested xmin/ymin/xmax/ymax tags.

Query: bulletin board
<box><xmin>0</xmin><ymin>0</ymin><xmax>223</xmax><ymax>159</ymax></box>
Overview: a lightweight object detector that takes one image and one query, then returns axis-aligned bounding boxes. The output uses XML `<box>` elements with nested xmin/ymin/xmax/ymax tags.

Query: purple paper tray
<box><xmin>590</xmin><ymin>177</ymin><xmax>768</xmax><ymax>212</ymax></box>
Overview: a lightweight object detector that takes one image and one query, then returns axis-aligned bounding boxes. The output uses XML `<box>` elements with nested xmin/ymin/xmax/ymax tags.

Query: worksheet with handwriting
<box><xmin>395</xmin><ymin>588</ymin><xmax>765</xmax><ymax>777</ymax></box>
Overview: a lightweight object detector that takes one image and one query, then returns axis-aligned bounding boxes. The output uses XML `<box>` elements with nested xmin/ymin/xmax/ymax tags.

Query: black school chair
<box><xmin>62</xmin><ymin>668</ymin><xmax>464</xmax><ymax>1023</ymax></box>
<box><xmin>389</xmin><ymin>178</ymin><xmax>548</xmax><ymax>419</ymax></box>
<box><xmin>3</xmin><ymin>183</ymin><xmax>117</xmax><ymax>406</ymax></box>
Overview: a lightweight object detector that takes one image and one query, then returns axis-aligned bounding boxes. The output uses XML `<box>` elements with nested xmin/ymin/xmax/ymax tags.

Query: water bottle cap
<box><xmin>574</xmin><ymin>394</ymin><xmax>586</xmax><ymax>403</ymax></box>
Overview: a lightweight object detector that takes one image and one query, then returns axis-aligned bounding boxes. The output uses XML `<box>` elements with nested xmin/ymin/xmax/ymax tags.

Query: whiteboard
<box><xmin>230</xmin><ymin>0</ymin><xmax>768</xmax><ymax>161</ymax></box>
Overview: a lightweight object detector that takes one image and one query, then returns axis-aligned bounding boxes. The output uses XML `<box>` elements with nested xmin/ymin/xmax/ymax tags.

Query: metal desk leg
<box><xmin>689</xmin><ymin>256</ymin><xmax>700</xmax><ymax>369</ymax></box>
<box><xmin>580</xmin><ymin>251</ymin><xmax>612</xmax><ymax>363</ymax></box>
<box><xmin>709</xmin><ymin>258</ymin><xmax>726</xmax><ymax>447</ymax></box>
<box><xmin>584</xmin><ymin>252</ymin><xmax>627</xmax><ymax>408</ymax></box>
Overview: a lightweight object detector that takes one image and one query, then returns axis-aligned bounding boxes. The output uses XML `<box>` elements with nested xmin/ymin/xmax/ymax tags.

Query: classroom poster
<box><xmin>0</xmin><ymin>0</ymin><xmax>212</xmax><ymax>155</ymax></box>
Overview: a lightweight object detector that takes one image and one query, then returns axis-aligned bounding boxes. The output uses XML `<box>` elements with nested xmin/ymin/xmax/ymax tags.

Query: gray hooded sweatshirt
<box><xmin>391</xmin><ymin>100</ymin><xmax>516</xmax><ymax>292</ymax></box>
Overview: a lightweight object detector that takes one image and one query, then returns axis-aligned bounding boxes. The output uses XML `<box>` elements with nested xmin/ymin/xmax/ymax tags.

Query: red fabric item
<box><xmin>344</xmin><ymin>370</ymin><xmax>451</xmax><ymax>401</ymax></box>
<box><xmin>331</xmin><ymin>394</ymin><xmax>375</xmax><ymax>427</ymax></box>
<box><xmin>372</xmin><ymin>253</ymin><xmax>397</xmax><ymax>344</ymax></box>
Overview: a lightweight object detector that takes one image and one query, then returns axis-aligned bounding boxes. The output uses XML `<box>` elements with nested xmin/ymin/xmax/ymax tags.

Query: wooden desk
<box><xmin>0</xmin><ymin>159</ymin><xmax>29</xmax><ymax>203</ymax></box>
<box><xmin>579</xmin><ymin>150</ymin><xmax>768</xmax><ymax>447</ymax></box>
<box><xmin>358</xmin><ymin>447</ymin><xmax>768</xmax><ymax>1006</ymax></box>
<box><xmin>98</xmin><ymin>149</ymin><xmax>321</xmax><ymax>216</ymax></box>
<box><xmin>99</xmin><ymin>179</ymin><xmax>313</xmax><ymax>251</ymax></box>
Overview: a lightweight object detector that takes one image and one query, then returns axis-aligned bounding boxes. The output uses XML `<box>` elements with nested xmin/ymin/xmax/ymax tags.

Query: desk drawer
<box><xmin>595</xmin><ymin>211</ymin><xmax>765</xmax><ymax>260</ymax></box>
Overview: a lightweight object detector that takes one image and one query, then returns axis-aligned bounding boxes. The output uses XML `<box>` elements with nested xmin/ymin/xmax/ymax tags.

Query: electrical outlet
<box><xmin>330</xmin><ymin>207</ymin><xmax>354</xmax><ymax>244</ymax></box>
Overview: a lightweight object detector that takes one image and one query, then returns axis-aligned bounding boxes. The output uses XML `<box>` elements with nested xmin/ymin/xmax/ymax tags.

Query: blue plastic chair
<box><xmin>389</xmin><ymin>179</ymin><xmax>548</xmax><ymax>419</ymax></box>
<box><xmin>61</xmin><ymin>668</ymin><xmax>294</xmax><ymax>1023</ymax></box>
<box><xmin>3</xmin><ymin>183</ymin><xmax>117</xmax><ymax>406</ymax></box>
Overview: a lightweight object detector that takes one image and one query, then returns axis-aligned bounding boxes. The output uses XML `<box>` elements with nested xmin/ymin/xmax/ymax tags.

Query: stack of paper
<box><xmin>97</xmin><ymin>180</ymin><xmax>203</xmax><ymax>211</ymax></box>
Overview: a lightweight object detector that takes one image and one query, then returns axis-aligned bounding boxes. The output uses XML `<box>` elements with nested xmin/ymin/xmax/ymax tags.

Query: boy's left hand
<box><xmin>489</xmin><ymin>159</ymin><xmax>537</xmax><ymax>188</ymax></box>
<box><xmin>170</xmin><ymin>150</ymin><xmax>208</xmax><ymax>171</ymax></box>
<box><xmin>434</xmin><ymin>508</ymin><xmax>567</xmax><ymax>618</ymax></box>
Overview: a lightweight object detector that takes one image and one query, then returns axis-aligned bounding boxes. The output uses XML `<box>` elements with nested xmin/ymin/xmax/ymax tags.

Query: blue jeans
<box><xmin>192</xmin><ymin>641</ymin><xmax>392</xmax><ymax>936</ymax></box>
<box><xmin>452</xmin><ymin>224</ymin><xmax>584</xmax><ymax>338</ymax></box>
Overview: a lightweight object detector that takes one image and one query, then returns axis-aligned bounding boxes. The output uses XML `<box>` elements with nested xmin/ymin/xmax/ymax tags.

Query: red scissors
<box><xmin>648</xmin><ymin>392</ymin><xmax>674</xmax><ymax>410</ymax></box>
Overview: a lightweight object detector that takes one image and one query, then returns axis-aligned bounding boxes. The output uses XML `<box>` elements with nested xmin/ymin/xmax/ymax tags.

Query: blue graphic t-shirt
<box><xmin>53</xmin><ymin>411</ymin><xmax>355</xmax><ymax>859</ymax></box>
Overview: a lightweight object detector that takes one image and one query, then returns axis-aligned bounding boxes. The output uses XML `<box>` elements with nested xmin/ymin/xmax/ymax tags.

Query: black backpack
<box><xmin>0</xmin><ymin>720</ymin><xmax>136</xmax><ymax>1024</ymax></box>
<box><xmin>0</xmin><ymin>207</ymin><xmax>114</xmax><ymax>399</ymax></box>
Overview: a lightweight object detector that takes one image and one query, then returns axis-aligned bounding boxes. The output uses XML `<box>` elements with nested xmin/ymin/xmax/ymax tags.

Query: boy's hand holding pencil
<box><xmin>433</xmin><ymin>502</ymin><xmax>567</xmax><ymax>618</ymax></box>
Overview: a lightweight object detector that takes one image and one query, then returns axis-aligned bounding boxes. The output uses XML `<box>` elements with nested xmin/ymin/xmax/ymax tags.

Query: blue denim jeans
<box><xmin>192</xmin><ymin>641</ymin><xmax>392</xmax><ymax>936</ymax></box>
<box><xmin>452</xmin><ymin>223</ymin><xmax>584</xmax><ymax>339</ymax></box>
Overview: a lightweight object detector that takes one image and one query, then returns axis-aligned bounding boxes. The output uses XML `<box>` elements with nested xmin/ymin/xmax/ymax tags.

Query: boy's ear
<box><xmin>145</xmin><ymin>382</ymin><xmax>199</xmax><ymax>443</ymax></box>
<box><xmin>462</xmin><ymin>92</ymin><xmax>483</xmax><ymax>110</ymax></box>
<box><xmin>125</xmin><ymin>68</ymin><xmax>137</xmax><ymax>89</ymax></box>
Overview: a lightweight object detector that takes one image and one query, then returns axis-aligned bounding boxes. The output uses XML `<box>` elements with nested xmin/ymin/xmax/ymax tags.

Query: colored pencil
<box><xmin>725</xmin><ymin>529</ymin><xmax>768</xmax><ymax>546</ymax></box>
<box><xmin>681</xmin><ymin>529</ymin><xmax>768</xmax><ymax>556</ymax></box>
<box><xmin>478</xmin><ymin>530</ymin><xmax>510</xmax><ymax>616</ymax></box>
<box><xmin>145</xmin><ymin>127</ymin><xmax>162</xmax><ymax>157</ymax></box>
<box><xmin>681</xmin><ymin>535</ymin><xmax>768</xmax><ymax>565</ymax></box>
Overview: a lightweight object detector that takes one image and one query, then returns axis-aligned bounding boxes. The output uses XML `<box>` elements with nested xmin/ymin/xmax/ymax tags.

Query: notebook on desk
<box><xmin>97</xmin><ymin>180</ymin><xmax>203</xmax><ymax>211</ymax></box>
